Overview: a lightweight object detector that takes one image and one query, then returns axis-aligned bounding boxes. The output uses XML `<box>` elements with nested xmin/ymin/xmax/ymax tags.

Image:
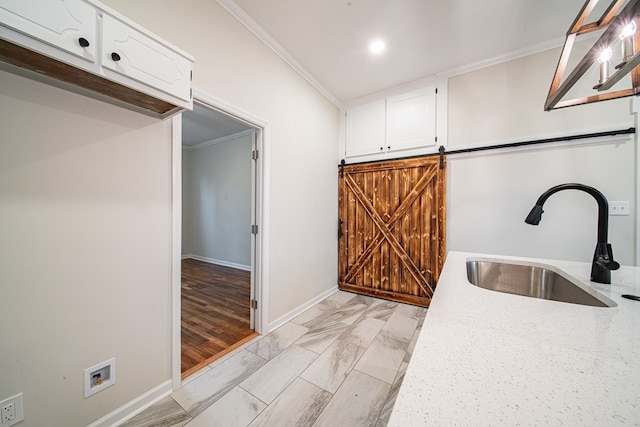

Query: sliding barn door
<box><xmin>338</xmin><ymin>157</ymin><xmax>446</xmax><ymax>307</ymax></box>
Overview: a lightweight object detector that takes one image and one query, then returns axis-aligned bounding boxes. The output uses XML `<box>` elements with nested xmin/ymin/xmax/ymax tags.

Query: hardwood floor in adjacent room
<box><xmin>181</xmin><ymin>258</ymin><xmax>257</xmax><ymax>378</ymax></box>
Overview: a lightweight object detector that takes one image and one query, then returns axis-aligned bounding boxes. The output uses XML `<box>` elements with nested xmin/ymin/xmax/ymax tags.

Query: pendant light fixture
<box><xmin>545</xmin><ymin>0</ymin><xmax>640</xmax><ymax>111</ymax></box>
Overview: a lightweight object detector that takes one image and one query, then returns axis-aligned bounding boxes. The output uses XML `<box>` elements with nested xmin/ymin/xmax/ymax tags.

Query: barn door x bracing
<box><xmin>338</xmin><ymin>157</ymin><xmax>446</xmax><ymax>307</ymax></box>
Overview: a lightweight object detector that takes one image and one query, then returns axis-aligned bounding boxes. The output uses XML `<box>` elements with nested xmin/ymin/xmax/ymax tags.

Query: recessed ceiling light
<box><xmin>369</xmin><ymin>39</ymin><xmax>386</xmax><ymax>55</ymax></box>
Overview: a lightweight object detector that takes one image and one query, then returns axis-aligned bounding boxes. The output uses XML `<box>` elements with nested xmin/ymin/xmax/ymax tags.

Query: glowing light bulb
<box><xmin>598</xmin><ymin>46</ymin><xmax>613</xmax><ymax>63</ymax></box>
<box><xmin>620</xmin><ymin>21</ymin><xmax>637</xmax><ymax>62</ymax></box>
<box><xmin>597</xmin><ymin>47</ymin><xmax>612</xmax><ymax>85</ymax></box>
<box><xmin>369</xmin><ymin>39</ymin><xmax>386</xmax><ymax>55</ymax></box>
<box><xmin>620</xmin><ymin>21</ymin><xmax>637</xmax><ymax>40</ymax></box>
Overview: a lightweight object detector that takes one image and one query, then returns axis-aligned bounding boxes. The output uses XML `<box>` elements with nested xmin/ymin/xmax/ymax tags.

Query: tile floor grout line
<box><xmin>121</xmin><ymin>291</ymin><xmax>427</xmax><ymax>427</ymax></box>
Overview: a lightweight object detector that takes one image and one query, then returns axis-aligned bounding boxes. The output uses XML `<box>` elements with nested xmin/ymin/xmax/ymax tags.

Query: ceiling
<box><xmin>226</xmin><ymin>0</ymin><xmax>594</xmax><ymax>103</ymax></box>
<box><xmin>185</xmin><ymin>0</ymin><xmax>608</xmax><ymax>143</ymax></box>
<box><xmin>182</xmin><ymin>103</ymin><xmax>254</xmax><ymax>147</ymax></box>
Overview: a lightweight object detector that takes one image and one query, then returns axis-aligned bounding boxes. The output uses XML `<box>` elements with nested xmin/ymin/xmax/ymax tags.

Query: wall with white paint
<box><xmin>101</xmin><ymin>0</ymin><xmax>340</xmax><ymax>324</ymax></box>
<box><xmin>0</xmin><ymin>0</ymin><xmax>340</xmax><ymax>424</ymax></box>
<box><xmin>182</xmin><ymin>147</ymin><xmax>193</xmax><ymax>255</ymax></box>
<box><xmin>0</xmin><ymin>70</ymin><xmax>173</xmax><ymax>427</ymax></box>
<box><xmin>182</xmin><ymin>133</ymin><xmax>253</xmax><ymax>268</ymax></box>
<box><xmin>447</xmin><ymin>47</ymin><xmax>636</xmax><ymax>266</ymax></box>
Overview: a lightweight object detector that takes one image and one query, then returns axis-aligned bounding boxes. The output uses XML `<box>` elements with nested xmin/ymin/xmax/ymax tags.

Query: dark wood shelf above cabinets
<box><xmin>0</xmin><ymin>39</ymin><xmax>177</xmax><ymax>116</ymax></box>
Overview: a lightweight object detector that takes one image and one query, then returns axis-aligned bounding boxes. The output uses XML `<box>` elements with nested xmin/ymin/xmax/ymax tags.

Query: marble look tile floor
<box><xmin>120</xmin><ymin>291</ymin><xmax>427</xmax><ymax>427</ymax></box>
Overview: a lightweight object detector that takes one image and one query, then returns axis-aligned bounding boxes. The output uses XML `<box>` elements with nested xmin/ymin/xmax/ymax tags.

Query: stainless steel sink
<box><xmin>466</xmin><ymin>258</ymin><xmax>616</xmax><ymax>307</ymax></box>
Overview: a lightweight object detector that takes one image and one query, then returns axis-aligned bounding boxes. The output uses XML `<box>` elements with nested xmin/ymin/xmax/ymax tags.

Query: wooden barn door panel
<box><xmin>338</xmin><ymin>157</ymin><xmax>446</xmax><ymax>307</ymax></box>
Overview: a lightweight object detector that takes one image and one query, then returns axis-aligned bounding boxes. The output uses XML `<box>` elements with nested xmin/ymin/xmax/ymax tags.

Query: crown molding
<box><xmin>216</xmin><ymin>0</ymin><xmax>343</xmax><ymax>108</ymax></box>
<box><xmin>215</xmin><ymin>1</ymin><xmax>595</xmax><ymax>105</ymax></box>
<box><xmin>436</xmin><ymin>35</ymin><xmax>568</xmax><ymax>79</ymax></box>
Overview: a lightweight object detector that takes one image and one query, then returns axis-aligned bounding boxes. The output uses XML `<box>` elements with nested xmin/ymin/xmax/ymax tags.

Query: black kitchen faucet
<box><xmin>525</xmin><ymin>183</ymin><xmax>620</xmax><ymax>284</ymax></box>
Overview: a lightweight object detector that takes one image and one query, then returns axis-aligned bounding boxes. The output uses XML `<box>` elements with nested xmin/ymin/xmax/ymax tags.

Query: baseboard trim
<box><xmin>89</xmin><ymin>286</ymin><xmax>339</xmax><ymax>424</ymax></box>
<box><xmin>86</xmin><ymin>380</ymin><xmax>172</xmax><ymax>427</ymax></box>
<box><xmin>182</xmin><ymin>254</ymin><xmax>251</xmax><ymax>271</ymax></box>
<box><xmin>268</xmin><ymin>285</ymin><xmax>339</xmax><ymax>332</ymax></box>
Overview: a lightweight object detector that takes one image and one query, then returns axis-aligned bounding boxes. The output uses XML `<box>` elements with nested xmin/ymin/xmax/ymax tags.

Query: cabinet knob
<box><xmin>111</xmin><ymin>52</ymin><xmax>121</xmax><ymax>62</ymax></box>
<box><xmin>387</xmin><ymin>146</ymin><xmax>391</xmax><ymax>150</ymax></box>
<box><xmin>78</xmin><ymin>37</ymin><xmax>90</xmax><ymax>48</ymax></box>
<box><xmin>380</xmin><ymin>147</ymin><xmax>383</xmax><ymax>151</ymax></box>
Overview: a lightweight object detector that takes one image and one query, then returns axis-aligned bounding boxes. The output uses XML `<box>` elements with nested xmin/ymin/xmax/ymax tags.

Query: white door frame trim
<box><xmin>633</xmin><ymin>97</ymin><xmax>640</xmax><ymax>267</ymax></box>
<box><xmin>171</xmin><ymin>89</ymin><xmax>271</xmax><ymax>389</ymax></box>
<box><xmin>171</xmin><ymin>112</ymin><xmax>182</xmax><ymax>390</ymax></box>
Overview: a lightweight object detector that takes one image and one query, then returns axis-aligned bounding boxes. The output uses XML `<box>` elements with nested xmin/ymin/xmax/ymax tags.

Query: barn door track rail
<box><xmin>340</xmin><ymin>127</ymin><xmax>635</xmax><ymax>170</ymax></box>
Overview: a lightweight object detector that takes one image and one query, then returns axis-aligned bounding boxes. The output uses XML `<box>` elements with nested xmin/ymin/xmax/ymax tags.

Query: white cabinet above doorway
<box><xmin>0</xmin><ymin>0</ymin><xmax>194</xmax><ymax>118</ymax></box>
<box><xmin>342</xmin><ymin>78</ymin><xmax>447</xmax><ymax>162</ymax></box>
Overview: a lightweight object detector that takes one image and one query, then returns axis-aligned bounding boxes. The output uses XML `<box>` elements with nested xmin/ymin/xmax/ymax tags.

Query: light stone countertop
<box><xmin>389</xmin><ymin>251</ymin><xmax>640</xmax><ymax>426</ymax></box>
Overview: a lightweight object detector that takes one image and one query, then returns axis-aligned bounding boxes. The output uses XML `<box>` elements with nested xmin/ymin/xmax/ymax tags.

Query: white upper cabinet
<box><xmin>345</xmin><ymin>99</ymin><xmax>386</xmax><ymax>157</ymax></box>
<box><xmin>101</xmin><ymin>14</ymin><xmax>192</xmax><ymax>103</ymax></box>
<box><xmin>0</xmin><ymin>0</ymin><xmax>194</xmax><ymax>117</ymax></box>
<box><xmin>386</xmin><ymin>88</ymin><xmax>435</xmax><ymax>152</ymax></box>
<box><xmin>343</xmin><ymin>79</ymin><xmax>446</xmax><ymax>162</ymax></box>
<box><xmin>0</xmin><ymin>0</ymin><xmax>97</xmax><ymax>62</ymax></box>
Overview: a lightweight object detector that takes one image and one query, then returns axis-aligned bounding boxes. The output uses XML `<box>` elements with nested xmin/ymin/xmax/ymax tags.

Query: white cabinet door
<box><xmin>345</xmin><ymin>100</ymin><xmax>386</xmax><ymax>157</ymax></box>
<box><xmin>101</xmin><ymin>14</ymin><xmax>192</xmax><ymax>103</ymax></box>
<box><xmin>0</xmin><ymin>0</ymin><xmax>96</xmax><ymax>62</ymax></box>
<box><xmin>386</xmin><ymin>88</ymin><xmax>435</xmax><ymax>152</ymax></box>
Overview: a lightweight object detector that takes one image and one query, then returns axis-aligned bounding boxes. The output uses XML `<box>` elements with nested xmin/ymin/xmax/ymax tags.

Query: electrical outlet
<box><xmin>1</xmin><ymin>403</ymin><xmax>14</xmax><ymax>423</ymax></box>
<box><xmin>610</xmin><ymin>201</ymin><xmax>630</xmax><ymax>216</ymax></box>
<box><xmin>0</xmin><ymin>393</ymin><xmax>23</xmax><ymax>427</ymax></box>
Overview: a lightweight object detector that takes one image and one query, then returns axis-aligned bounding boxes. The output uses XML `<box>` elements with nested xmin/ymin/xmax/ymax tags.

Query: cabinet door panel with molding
<box><xmin>386</xmin><ymin>88</ymin><xmax>435</xmax><ymax>152</ymax></box>
<box><xmin>0</xmin><ymin>0</ymin><xmax>97</xmax><ymax>63</ymax></box>
<box><xmin>345</xmin><ymin>99</ymin><xmax>386</xmax><ymax>157</ymax></box>
<box><xmin>343</xmin><ymin>84</ymin><xmax>442</xmax><ymax>161</ymax></box>
<box><xmin>101</xmin><ymin>14</ymin><xmax>192</xmax><ymax>103</ymax></box>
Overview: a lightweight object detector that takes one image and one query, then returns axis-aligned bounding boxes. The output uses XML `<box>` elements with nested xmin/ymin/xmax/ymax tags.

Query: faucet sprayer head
<box><xmin>525</xmin><ymin>205</ymin><xmax>544</xmax><ymax>225</ymax></box>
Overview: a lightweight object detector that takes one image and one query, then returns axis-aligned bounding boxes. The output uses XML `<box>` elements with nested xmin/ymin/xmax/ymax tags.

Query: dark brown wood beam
<box><xmin>0</xmin><ymin>39</ymin><xmax>177</xmax><ymax>116</ymax></box>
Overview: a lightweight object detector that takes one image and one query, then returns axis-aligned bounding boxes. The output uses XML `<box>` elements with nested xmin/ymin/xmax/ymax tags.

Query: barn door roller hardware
<box><xmin>546</xmin><ymin>0</ymin><xmax>640</xmax><ymax>110</ymax></box>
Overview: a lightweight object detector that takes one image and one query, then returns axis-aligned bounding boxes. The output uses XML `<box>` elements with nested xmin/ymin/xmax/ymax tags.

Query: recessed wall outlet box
<box><xmin>0</xmin><ymin>393</ymin><xmax>24</xmax><ymax>427</ymax></box>
<box><xmin>610</xmin><ymin>201</ymin><xmax>630</xmax><ymax>216</ymax></box>
<box><xmin>84</xmin><ymin>358</ymin><xmax>116</xmax><ymax>398</ymax></box>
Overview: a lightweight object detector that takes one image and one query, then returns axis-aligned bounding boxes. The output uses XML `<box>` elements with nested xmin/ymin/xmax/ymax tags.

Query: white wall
<box><xmin>0</xmin><ymin>0</ymin><xmax>340</xmax><ymax>425</ymax></box>
<box><xmin>101</xmin><ymin>0</ymin><xmax>340</xmax><ymax>323</ymax></box>
<box><xmin>0</xmin><ymin>70</ymin><xmax>172</xmax><ymax>427</ymax></box>
<box><xmin>182</xmin><ymin>133</ymin><xmax>253</xmax><ymax>268</ymax></box>
<box><xmin>182</xmin><ymin>148</ymin><xmax>192</xmax><ymax>255</ymax></box>
<box><xmin>447</xmin><ymin>47</ymin><xmax>636</xmax><ymax>266</ymax></box>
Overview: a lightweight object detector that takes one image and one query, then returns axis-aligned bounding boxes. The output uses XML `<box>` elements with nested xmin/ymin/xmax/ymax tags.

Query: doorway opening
<box><xmin>172</xmin><ymin>94</ymin><xmax>269</xmax><ymax>382</ymax></box>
